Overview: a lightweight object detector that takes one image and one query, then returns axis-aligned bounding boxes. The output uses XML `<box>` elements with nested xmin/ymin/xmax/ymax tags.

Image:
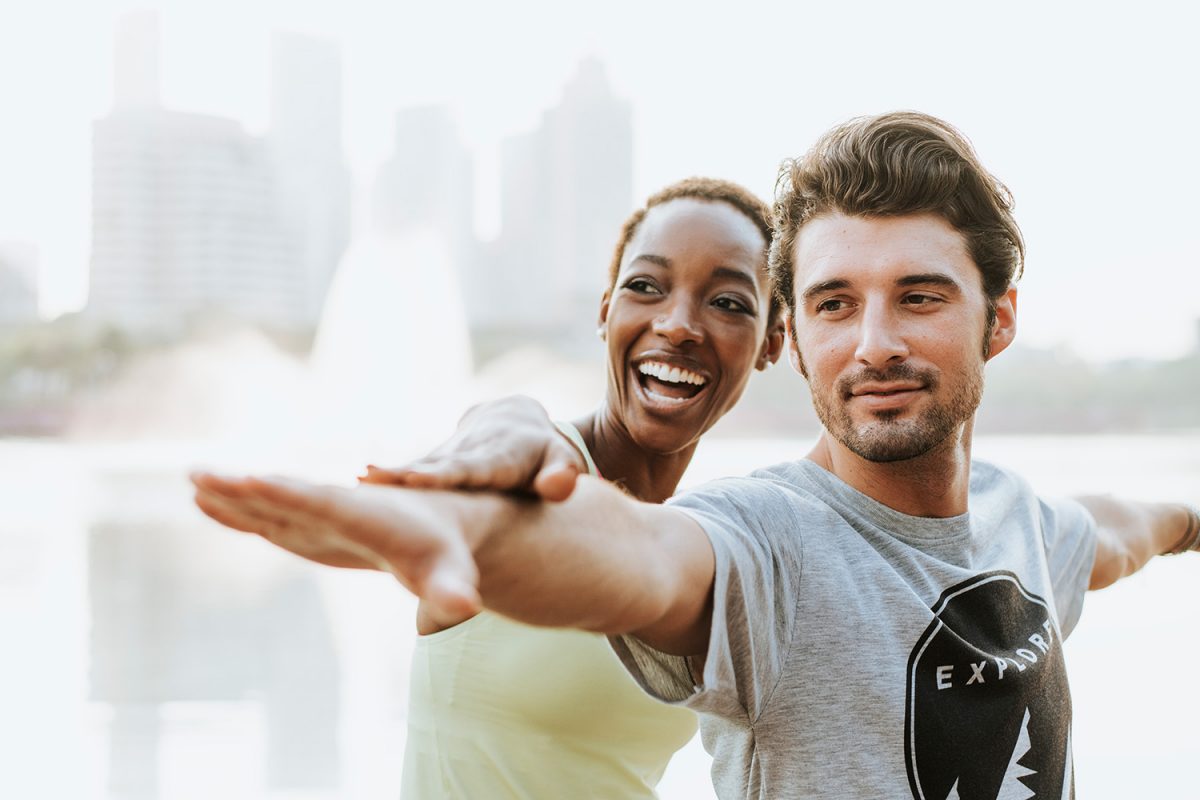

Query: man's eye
<box><xmin>903</xmin><ymin>293</ymin><xmax>941</xmax><ymax>307</ymax></box>
<box><xmin>623</xmin><ymin>278</ymin><xmax>661</xmax><ymax>294</ymax></box>
<box><xmin>816</xmin><ymin>299</ymin><xmax>847</xmax><ymax>313</ymax></box>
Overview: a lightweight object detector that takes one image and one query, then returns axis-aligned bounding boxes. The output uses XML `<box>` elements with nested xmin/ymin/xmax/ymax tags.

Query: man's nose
<box><xmin>854</xmin><ymin>305</ymin><xmax>908</xmax><ymax>367</ymax></box>
<box><xmin>652</xmin><ymin>300</ymin><xmax>704</xmax><ymax>346</ymax></box>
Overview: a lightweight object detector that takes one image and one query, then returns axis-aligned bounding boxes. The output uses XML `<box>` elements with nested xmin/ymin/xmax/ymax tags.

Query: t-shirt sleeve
<box><xmin>608</xmin><ymin>476</ymin><xmax>803</xmax><ymax>723</ymax></box>
<box><xmin>1038</xmin><ymin>495</ymin><xmax>1097</xmax><ymax>638</ymax></box>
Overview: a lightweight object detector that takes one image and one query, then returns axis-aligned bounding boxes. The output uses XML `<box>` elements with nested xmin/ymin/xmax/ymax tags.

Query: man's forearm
<box><xmin>193</xmin><ymin>469</ymin><xmax>712</xmax><ymax>654</ymax></box>
<box><xmin>1080</xmin><ymin>496</ymin><xmax>1198</xmax><ymax>589</ymax></box>
<box><xmin>451</xmin><ymin>476</ymin><xmax>712</xmax><ymax>650</ymax></box>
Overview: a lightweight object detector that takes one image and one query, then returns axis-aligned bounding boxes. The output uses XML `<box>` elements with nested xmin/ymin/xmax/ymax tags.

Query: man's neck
<box><xmin>805</xmin><ymin>424</ymin><xmax>975</xmax><ymax>518</ymax></box>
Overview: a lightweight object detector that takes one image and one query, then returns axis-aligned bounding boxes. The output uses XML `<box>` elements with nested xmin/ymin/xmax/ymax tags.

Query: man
<box><xmin>194</xmin><ymin>112</ymin><xmax>1200</xmax><ymax>799</ymax></box>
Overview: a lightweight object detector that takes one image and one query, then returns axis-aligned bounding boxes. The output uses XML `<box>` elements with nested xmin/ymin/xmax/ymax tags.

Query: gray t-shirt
<box><xmin>611</xmin><ymin>459</ymin><xmax>1097</xmax><ymax>800</ymax></box>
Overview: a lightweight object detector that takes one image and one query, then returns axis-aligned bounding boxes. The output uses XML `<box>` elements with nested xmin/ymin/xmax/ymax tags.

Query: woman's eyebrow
<box><xmin>710</xmin><ymin>266</ymin><xmax>759</xmax><ymax>293</ymax></box>
<box><xmin>627</xmin><ymin>257</ymin><xmax>759</xmax><ymax>294</ymax></box>
<box><xmin>630</xmin><ymin>253</ymin><xmax>670</xmax><ymax>268</ymax></box>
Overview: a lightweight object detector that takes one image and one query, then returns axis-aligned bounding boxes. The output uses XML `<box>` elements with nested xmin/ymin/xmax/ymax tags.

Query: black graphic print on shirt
<box><xmin>905</xmin><ymin>572</ymin><xmax>1074</xmax><ymax>800</ymax></box>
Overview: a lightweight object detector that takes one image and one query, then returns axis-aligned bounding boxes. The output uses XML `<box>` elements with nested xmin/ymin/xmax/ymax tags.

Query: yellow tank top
<box><xmin>400</xmin><ymin>424</ymin><xmax>698</xmax><ymax>799</ymax></box>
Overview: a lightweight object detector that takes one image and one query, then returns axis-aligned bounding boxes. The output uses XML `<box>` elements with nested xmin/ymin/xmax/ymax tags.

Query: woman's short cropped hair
<box><xmin>608</xmin><ymin>177</ymin><xmax>781</xmax><ymax>322</ymax></box>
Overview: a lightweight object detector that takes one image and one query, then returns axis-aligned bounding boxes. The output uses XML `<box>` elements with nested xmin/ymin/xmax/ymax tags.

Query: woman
<box><xmin>373</xmin><ymin>177</ymin><xmax>784</xmax><ymax>799</ymax></box>
<box><xmin>196</xmin><ymin>176</ymin><xmax>783</xmax><ymax>798</ymax></box>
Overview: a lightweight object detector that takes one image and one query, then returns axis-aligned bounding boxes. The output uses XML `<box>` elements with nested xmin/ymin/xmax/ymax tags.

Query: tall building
<box><xmin>372</xmin><ymin>105</ymin><xmax>474</xmax><ymax>257</ymax></box>
<box><xmin>87</xmin><ymin>14</ymin><xmax>349</xmax><ymax>334</ymax></box>
<box><xmin>268</xmin><ymin>32</ymin><xmax>351</xmax><ymax>323</ymax></box>
<box><xmin>0</xmin><ymin>241</ymin><xmax>39</xmax><ymax>325</ymax></box>
<box><xmin>470</xmin><ymin>58</ymin><xmax>633</xmax><ymax>353</ymax></box>
<box><xmin>89</xmin><ymin>108</ymin><xmax>301</xmax><ymax>331</ymax></box>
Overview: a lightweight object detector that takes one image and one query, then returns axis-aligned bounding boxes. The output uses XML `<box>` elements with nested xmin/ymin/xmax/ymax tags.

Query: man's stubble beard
<box><xmin>812</xmin><ymin>362</ymin><xmax>983</xmax><ymax>463</ymax></box>
<box><xmin>797</xmin><ymin>327</ymin><xmax>989</xmax><ymax>464</ymax></box>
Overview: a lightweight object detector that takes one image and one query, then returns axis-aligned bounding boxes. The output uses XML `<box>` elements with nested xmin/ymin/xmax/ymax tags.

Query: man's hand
<box><xmin>191</xmin><ymin>472</ymin><xmax>483</xmax><ymax>627</ymax></box>
<box><xmin>358</xmin><ymin>395</ymin><xmax>587</xmax><ymax>501</ymax></box>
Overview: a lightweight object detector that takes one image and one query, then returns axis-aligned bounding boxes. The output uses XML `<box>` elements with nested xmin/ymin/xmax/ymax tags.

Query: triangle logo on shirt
<box><xmin>904</xmin><ymin>571</ymin><xmax>1074</xmax><ymax>800</ymax></box>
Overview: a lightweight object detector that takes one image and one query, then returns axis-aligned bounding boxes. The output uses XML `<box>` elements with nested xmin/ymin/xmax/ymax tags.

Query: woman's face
<box><xmin>601</xmin><ymin>198</ymin><xmax>783</xmax><ymax>454</ymax></box>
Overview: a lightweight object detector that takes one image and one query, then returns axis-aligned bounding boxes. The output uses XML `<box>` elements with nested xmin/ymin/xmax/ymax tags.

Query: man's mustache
<box><xmin>837</xmin><ymin>364</ymin><xmax>938</xmax><ymax>399</ymax></box>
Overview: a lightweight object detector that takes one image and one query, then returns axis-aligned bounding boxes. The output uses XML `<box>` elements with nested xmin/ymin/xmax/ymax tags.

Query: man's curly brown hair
<box><xmin>769</xmin><ymin>112</ymin><xmax>1025</xmax><ymax>336</ymax></box>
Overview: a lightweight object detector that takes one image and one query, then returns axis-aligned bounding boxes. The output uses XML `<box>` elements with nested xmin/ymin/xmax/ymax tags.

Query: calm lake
<box><xmin>2</xmin><ymin>433</ymin><xmax>1197</xmax><ymax>799</ymax></box>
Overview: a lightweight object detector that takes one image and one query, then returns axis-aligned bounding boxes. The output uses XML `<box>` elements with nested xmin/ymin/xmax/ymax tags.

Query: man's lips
<box><xmin>849</xmin><ymin>382</ymin><xmax>926</xmax><ymax>397</ymax></box>
<box><xmin>847</xmin><ymin>382</ymin><xmax>927</xmax><ymax>411</ymax></box>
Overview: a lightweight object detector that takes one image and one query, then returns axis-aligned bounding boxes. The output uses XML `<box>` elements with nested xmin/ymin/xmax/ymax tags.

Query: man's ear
<box><xmin>756</xmin><ymin>318</ymin><xmax>786</xmax><ymax>371</ymax></box>
<box><xmin>986</xmin><ymin>286</ymin><xmax>1018</xmax><ymax>360</ymax></box>
<box><xmin>784</xmin><ymin>315</ymin><xmax>806</xmax><ymax>377</ymax></box>
<box><xmin>597</xmin><ymin>289</ymin><xmax>611</xmax><ymax>340</ymax></box>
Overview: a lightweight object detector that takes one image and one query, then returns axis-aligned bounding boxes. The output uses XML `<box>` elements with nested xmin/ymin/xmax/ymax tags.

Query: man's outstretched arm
<box><xmin>1080</xmin><ymin>496</ymin><xmax>1200</xmax><ymax>590</ymax></box>
<box><xmin>192</xmin><ymin>473</ymin><xmax>715</xmax><ymax>656</ymax></box>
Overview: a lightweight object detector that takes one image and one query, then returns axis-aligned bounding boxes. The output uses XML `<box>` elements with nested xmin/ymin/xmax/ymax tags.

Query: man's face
<box><xmin>787</xmin><ymin>212</ymin><xmax>1016</xmax><ymax>463</ymax></box>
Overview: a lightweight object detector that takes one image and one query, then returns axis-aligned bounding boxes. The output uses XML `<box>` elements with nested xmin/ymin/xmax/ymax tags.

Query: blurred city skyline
<box><xmin>2</xmin><ymin>0</ymin><xmax>1198</xmax><ymax>362</ymax></box>
<box><xmin>71</xmin><ymin>9</ymin><xmax>634</xmax><ymax>351</ymax></box>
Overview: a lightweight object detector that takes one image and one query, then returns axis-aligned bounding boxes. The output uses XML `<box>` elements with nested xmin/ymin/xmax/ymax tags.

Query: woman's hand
<box><xmin>359</xmin><ymin>395</ymin><xmax>587</xmax><ymax>501</ymax></box>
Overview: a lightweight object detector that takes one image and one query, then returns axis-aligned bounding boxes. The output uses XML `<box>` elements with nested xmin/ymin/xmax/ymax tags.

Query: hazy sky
<box><xmin>2</xmin><ymin>0</ymin><xmax>1197</xmax><ymax>361</ymax></box>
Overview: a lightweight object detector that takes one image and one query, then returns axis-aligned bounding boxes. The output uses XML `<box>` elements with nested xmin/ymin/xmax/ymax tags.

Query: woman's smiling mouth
<box><xmin>634</xmin><ymin>360</ymin><xmax>709</xmax><ymax>405</ymax></box>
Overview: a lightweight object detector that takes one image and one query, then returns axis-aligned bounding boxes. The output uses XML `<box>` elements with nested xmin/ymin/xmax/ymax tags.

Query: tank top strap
<box><xmin>553</xmin><ymin>421</ymin><xmax>600</xmax><ymax>478</ymax></box>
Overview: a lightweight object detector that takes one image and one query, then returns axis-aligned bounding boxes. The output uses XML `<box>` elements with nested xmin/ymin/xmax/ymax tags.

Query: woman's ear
<box><xmin>597</xmin><ymin>289</ymin><xmax>611</xmax><ymax>340</ymax></box>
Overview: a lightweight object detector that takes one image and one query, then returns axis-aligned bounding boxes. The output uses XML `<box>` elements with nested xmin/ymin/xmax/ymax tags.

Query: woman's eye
<box><xmin>713</xmin><ymin>296</ymin><xmax>753</xmax><ymax>315</ymax></box>
<box><xmin>623</xmin><ymin>278</ymin><xmax>660</xmax><ymax>295</ymax></box>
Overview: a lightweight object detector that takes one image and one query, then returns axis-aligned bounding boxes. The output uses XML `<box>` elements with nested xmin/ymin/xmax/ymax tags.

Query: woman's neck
<box><xmin>574</xmin><ymin>408</ymin><xmax>697</xmax><ymax>504</ymax></box>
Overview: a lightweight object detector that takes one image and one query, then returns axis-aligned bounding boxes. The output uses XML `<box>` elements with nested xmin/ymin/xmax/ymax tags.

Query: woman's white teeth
<box><xmin>637</xmin><ymin>361</ymin><xmax>707</xmax><ymax>385</ymax></box>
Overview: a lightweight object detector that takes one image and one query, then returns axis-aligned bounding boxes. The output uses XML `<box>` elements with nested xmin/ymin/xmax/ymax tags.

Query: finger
<box><xmin>253</xmin><ymin>517</ymin><xmax>380</xmax><ymax>571</ymax></box>
<box><xmin>209</xmin><ymin>481</ymin><xmax>393</xmax><ymax>570</ymax></box>
<box><xmin>357</xmin><ymin>464</ymin><xmax>448</xmax><ymax>487</ymax></box>
<box><xmin>390</xmin><ymin>450</ymin><xmax>534</xmax><ymax>493</ymax></box>
<box><xmin>194</xmin><ymin>488</ymin><xmax>284</xmax><ymax>534</ymax></box>
<box><xmin>245</xmin><ymin>479</ymin><xmax>415</xmax><ymax>563</ymax></box>
<box><xmin>417</xmin><ymin>545</ymin><xmax>482</xmax><ymax>622</ymax></box>
<box><xmin>532</xmin><ymin>458</ymin><xmax>582</xmax><ymax>502</ymax></box>
<box><xmin>190</xmin><ymin>471</ymin><xmax>260</xmax><ymax>500</ymax></box>
<box><xmin>358</xmin><ymin>465</ymin><xmax>414</xmax><ymax>485</ymax></box>
<box><xmin>455</xmin><ymin>453</ymin><xmax>533</xmax><ymax>491</ymax></box>
<box><xmin>243</xmin><ymin>475</ymin><xmax>341</xmax><ymax>516</ymax></box>
<box><xmin>368</xmin><ymin>459</ymin><xmax>483</xmax><ymax>490</ymax></box>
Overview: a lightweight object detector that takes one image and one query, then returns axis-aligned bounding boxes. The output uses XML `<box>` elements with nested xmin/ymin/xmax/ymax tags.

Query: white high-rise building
<box><xmin>0</xmin><ymin>241</ymin><xmax>39</xmax><ymax>325</ymax></box>
<box><xmin>268</xmin><ymin>32</ymin><xmax>351</xmax><ymax>323</ymax></box>
<box><xmin>87</xmin><ymin>16</ymin><xmax>349</xmax><ymax>333</ymax></box>
<box><xmin>475</xmin><ymin>58</ymin><xmax>632</xmax><ymax>346</ymax></box>
<box><xmin>372</xmin><ymin>105</ymin><xmax>474</xmax><ymax>251</ymax></box>
<box><xmin>89</xmin><ymin>109</ymin><xmax>300</xmax><ymax>330</ymax></box>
